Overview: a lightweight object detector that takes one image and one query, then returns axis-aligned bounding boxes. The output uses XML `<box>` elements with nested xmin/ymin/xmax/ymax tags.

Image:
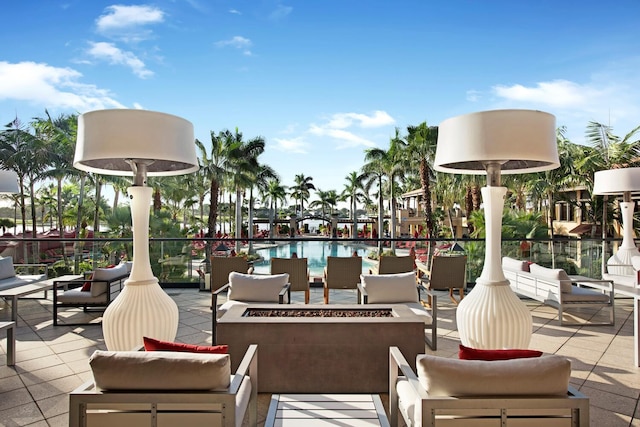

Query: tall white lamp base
<box><xmin>456</xmin><ymin>186</ymin><xmax>532</xmax><ymax>349</ymax></box>
<box><xmin>102</xmin><ymin>186</ymin><xmax>179</xmax><ymax>351</ymax></box>
<box><xmin>607</xmin><ymin>201</ymin><xmax>640</xmax><ymax>276</ymax></box>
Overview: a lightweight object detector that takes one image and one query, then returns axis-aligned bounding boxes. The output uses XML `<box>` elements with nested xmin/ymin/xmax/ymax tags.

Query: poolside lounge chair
<box><xmin>323</xmin><ymin>256</ymin><xmax>362</xmax><ymax>304</ymax></box>
<box><xmin>369</xmin><ymin>255</ymin><xmax>414</xmax><ymax>275</ymax></box>
<box><xmin>271</xmin><ymin>257</ymin><xmax>310</xmax><ymax>303</ymax></box>
<box><xmin>419</xmin><ymin>255</ymin><xmax>467</xmax><ymax>305</ymax></box>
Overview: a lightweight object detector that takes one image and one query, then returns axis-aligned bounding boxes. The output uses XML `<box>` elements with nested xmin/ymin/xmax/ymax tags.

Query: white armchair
<box><xmin>69</xmin><ymin>344</ymin><xmax>258</xmax><ymax>427</ymax></box>
<box><xmin>358</xmin><ymin>271</ymin><xmax>437</xmax><ymax>350</ymax></box>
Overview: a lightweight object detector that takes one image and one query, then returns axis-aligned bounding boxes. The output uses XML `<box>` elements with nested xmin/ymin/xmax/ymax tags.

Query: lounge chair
<box><xmin>207</xmin><ymin>256</ymin><xmax>252</xmax><ymax>294</ymax></box>
<box><xmin>369</xmin><ymin>255</ymin><xmax>414</xmax><ymax>275</ymax></box>
<box><xmin>270</xmin><ymin>257</ymin><xmax>310</xmax><ymax>303</ymax></box>
<box><xmin>323</xmin><ymin>256</ymin><xmax>362</xmax><ymax>304</ymax></box>
<box><xmin>419</xmin><ymin>255</ymin><xmax>467</xmax><ymax>305</ymax></box>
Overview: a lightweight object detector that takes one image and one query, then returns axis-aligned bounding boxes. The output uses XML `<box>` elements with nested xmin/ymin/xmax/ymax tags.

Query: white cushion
<box><xmin>227</xmin><ymin>272</ymin><xmax>289</xmax><ymax>302</ymax></box>
<box><xmin>0</xmin><ymin>257</ymin><xmax>16</xmax><ymax>280</ymax></box>
<box><xmin>416</xmin><ymin>354</ymin><xmax>570</xmax><ymax>397</ymax></box>
<box><xmin>502</xmin><ymin>256</ymin><xmax>529</xmax><ymax>272</ymax></box>
<box><xmin>529</xmin><ymin>263</ymin><xmax>572</xmax><ymax>293</ymax></box>
<box><xmin>360</xmin><ymin>272</ymin><xmax>418</xmax><ymax>303</ymax></box>
<box><xmin>90</xmin><ymin>263</ymin><xmax>128</xmax><ymax>297</ymax></box>
<box><xmin>89</xmin><ymin>350</ymin><xmax>231</xmax><ymax>391</ymax></box>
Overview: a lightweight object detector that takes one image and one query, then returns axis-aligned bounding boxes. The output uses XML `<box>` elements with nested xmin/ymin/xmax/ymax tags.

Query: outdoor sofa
<box><xmin>502</xmin><ymin>256</ymin><xmax>614</xmax><ymax>325</ymax></box>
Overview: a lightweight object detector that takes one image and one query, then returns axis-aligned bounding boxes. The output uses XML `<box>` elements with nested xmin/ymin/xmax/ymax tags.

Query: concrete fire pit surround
<box><xmin>217</xmin><ymin>303</ymin><xmax>425</xmax><ymax>393</ymax></box>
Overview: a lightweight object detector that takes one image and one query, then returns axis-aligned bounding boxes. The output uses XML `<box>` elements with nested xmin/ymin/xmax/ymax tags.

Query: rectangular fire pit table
<box><xmin>217</xmin><ymin>304</ymin><xmax>425</xmax><ymax>393</ymax></box>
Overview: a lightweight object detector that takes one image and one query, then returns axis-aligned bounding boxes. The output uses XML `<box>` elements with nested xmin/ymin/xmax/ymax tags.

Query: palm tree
<box><xmin>262</xmin><ymin>179</ymin><xmax>287</xmax><ymax>238</ymax></box>
<box><xmin>223</xmin><ymin>128</ymin><xmax>266</xmax><ymax>252</ymax></box>
<box><xmin>361</xmin><ymin>155</ymin><xmax>386</xmax><ymax>252</ymax></box>
<box><xmin>196</xmin><ymin>131</ymin><xmax>242</xmax><ymax>238</ymax></box>
<box><xmin>405</xmin><ymin>122</ymin><xmax>438</xmax><ymax>240</ymax></box>
<box><xmin>248</xmin><ymin>164</ymin><xmax>278</xmax><ymax>252</ymax></box>
<box><xmin>341</xmin><ymin>171</ymin><xmax>365</xmax><ymax>238</ymax></box>
<box><xmin>290</xmin><ymin>174</ymin><xmax>315</xmax><ymax>231</ymax></box>
<box><xmin>362</xmin><ymin>130</ymin><xmax>407</xmax><ymax>251</ymax></box>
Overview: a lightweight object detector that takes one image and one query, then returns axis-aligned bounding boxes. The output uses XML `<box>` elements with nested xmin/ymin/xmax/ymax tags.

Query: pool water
<box><xmin>252</xmin><ymin>240</ymin><xmax>374</xmax><ymax>277</ymax></box>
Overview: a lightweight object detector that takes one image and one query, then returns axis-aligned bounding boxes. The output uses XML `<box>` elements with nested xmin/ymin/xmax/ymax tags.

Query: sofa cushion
<box><xmin>416</xmin><ymin>354</ymin><xmax>570</xmax><ymax>397</ymax></box>
<box><xmin>89</xmin><ymin>350</ymin><xmax>231</xmax><ymax>391</ymax></box>
<box><xmin>360</xmin><ymin>272</ymin><xmax>418</xmax><ymax>303</ymax></box>
<box><xmin>0</xmin><ymin>257</ymin><xmax>16</xmax><ymax>280</ymax></box>
<box><xmin>502</xmin><ymin>257</ymin><xmax>529</xmax><ymax>272</ymax></box>
<box><xmin>143</xmin><ymin>336</ymin><xmax>228</xmax><ymax>354</ymax></box>
<box><xmin>227</xmin><ymin>272</ymin><xmax>289</xmax><ymax>302</ymax></box>
<box><xmin>458</xmin><ymin>344</ymin><xmax>542</xmax><ymax>361</ymax></box>
<box><xmin>90</xmin><ymin>263</ymin><xmax>128</xmax><ymax>297</ymax></box>
<box><xmin>528</xmin><ymin>263</ymin><xmax>572</xmax><ymax>293</ymax></box>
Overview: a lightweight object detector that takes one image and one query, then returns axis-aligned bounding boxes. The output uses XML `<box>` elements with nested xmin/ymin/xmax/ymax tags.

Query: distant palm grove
<box><xmin>1</xmin><ymin>111</ymin><xmax>639</xmax><ymax>255</ymax></box>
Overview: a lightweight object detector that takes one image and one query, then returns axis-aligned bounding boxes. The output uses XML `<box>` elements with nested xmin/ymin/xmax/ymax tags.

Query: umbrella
<box><xmin>213</xmin><ymin>243</ymin><xmax>230</xmax><ymax>252</ymax></box>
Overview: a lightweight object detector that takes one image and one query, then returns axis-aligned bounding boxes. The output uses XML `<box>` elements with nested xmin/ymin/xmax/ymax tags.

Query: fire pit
<box><xmin>244</xmin><ymin>308</ymin><xmax>394</xmax><ymax>317</ymax></box>
<box><xmin>217</xmin><ymin>304</ymin><xmax>425</xmax><ymax>393</ymax></box>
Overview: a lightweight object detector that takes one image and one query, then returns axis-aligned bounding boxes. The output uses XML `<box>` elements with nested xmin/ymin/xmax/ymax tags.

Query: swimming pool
<box><xmin>252</xmin><ymin>240</ymin><xmax>375</xmax><ymax>277</ymax></box>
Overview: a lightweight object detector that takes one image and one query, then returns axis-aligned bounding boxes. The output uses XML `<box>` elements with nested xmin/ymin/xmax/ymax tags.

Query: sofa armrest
<box><xmin>279</xmin><ymin>283</ymin><xmax>291</xmax><ymax>304</ymax></box>
<box><xmin>357</xmin><ymin>282</ymin><xmax>368</xmax><ymax>304</ymax></box>
<box><xmin>14</xmin><ymin>263</ymin><xmax>48</xmax><ymax>277</ymax></box>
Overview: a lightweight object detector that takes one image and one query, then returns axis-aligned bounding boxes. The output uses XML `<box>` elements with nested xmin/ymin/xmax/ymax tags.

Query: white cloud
<box><xmin>269</xmin><ymin>4</ymin><xmax>292</xmax><ymax>20</ymax></box>
<box><xmin>0</xmin><ymin>61</ymin><xmax>125</xmax><ymax>111</ymax></box>
<box><xmin>493</xmin><ymin>80</ymin><xmax>604</xmax><ymax>109</ymax></box>
<box><xmin>96</xmin><ymin>5</ymin><xmax>165</xmax><ymax>42</ymax></box>
<box><xmin>87</xmin><ymin>42</ymin><xmax>153</xmax><ymax>79</ymax></box>
<box><xmin>215</xmin><ymin>36</ymin><xmax>253</xmax><ymax>56</ymax></box>
<box><xmin>308</xmin><ymin>124</ymin><xmax>377</xmax><ymax>149</ymax></box>
<box><xmin>229</xmin><ymin>9</ymin><xmax>241</xmax><ymax>15</ymax></box>
<box><xmin>466</xmin><ymin>89</ymin><xmax>481</xmax><ymax>102</ymax></box>
<box><xmin>305</xmin><ymin>110</ymin><xmax>395</xmax><ymax>149</ymax></box>
<box><xmin>489</xmin><ymin>64</ymin><xmax>640</xmax><ymax>145</ymax></box>
<box><xmin>216</xmin><ymin>36</ymin><xmax>252</xmax><ymax>48</ymax></box>
<box><xmin>326</xmin><ymin>110</ymin><xmax>395</xmax><ymax>129</ymax></box>
<box><xmin>133</xmin><ymin>102</ymin><xmax>144</xmax><ymax>109</ymax></box>
<box><xmin>272</xmin><ymin>137</ymin><xmax>308</xmax><ymax>153</ymax></box>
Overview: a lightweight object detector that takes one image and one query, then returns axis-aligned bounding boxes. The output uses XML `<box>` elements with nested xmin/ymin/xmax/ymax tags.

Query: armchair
<box><xmin>271</xmin><ymin>257</ymin><xmax>310</xmax><ymax>303</ymax></box>
<box><xmin>212</xmin><ymin>272</ymin><xmax>290</xmax><ymax>344</ymax></box>
<box><xmin>419</xmin><ymin>255</ymin><xmax>467</xmax><ymax>305</ymax></box>
<box><xmin>368</xmin><ymin>255</ymin><xmax>414</xmax><ymax>275</ymax></box>
<box><xmin>389</xmin><ymin>346</ymin><xmax>589</xmax><ymax>427</ymax></box>
<box><xmin>359</xmin><ymin>271</ymin><xmax>437</xmax><ymax>350</ymax></box>
<box><xmin>69</xmin><ymin>344</ymin><xmax>258</xmax><ymax>427</ymax></box>
<box><xmin>323</xmin><ymin>256</ymin><xmax>362</xmax><ymax>304</ymax></box>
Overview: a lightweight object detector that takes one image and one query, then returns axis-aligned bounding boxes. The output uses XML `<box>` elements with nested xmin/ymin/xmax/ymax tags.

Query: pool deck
<box><xmin>1</xmin><ymin>286</ymin><xmax>639</xmax><ymax>426</ymax></box>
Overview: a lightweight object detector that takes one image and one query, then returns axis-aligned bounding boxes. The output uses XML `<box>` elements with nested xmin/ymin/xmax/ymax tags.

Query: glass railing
<box><xmin>0</xmin><ymin>235</ymin><xmax>621</xmax><ymax>288</ymax></box>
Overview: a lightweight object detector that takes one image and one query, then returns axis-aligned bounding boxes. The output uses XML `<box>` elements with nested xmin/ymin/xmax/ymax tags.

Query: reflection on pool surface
<box><xmin>252</xmin><ymin>240</ymin><xmax>374</xmax><ymax>277</ymax></box>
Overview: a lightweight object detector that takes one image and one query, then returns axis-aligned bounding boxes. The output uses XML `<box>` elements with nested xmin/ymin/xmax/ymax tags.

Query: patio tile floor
<box><xmin>1</xmin><ymin>285</ymin><xmax>639</xmax><ymax>426</ymax></box>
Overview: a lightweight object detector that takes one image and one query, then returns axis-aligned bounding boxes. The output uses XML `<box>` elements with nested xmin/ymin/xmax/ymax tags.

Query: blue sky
<box><xmin>1</xmin><ymin>0</ymin><xmax>639</xmax><ymax>200</ymax></box>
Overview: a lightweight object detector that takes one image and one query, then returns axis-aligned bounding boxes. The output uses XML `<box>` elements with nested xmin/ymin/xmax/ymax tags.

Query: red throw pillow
<box><xmin>80</xmin><ymin>273</ymin><xmax>93</xmax><ymax>292</ymax></box>
<box><xmin>458</xmin><ymin>344</ymin><xmax>542</xmax><ymax>361</ymax></box>
<box><xmin>143</xmin><ymin>336</ymin><xmax>228</xmax><ymax>354</ymax></box>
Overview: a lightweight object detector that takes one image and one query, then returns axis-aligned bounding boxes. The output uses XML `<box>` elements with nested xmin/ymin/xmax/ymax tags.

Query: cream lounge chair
<box><xmin>271</xmin><ymin>257</ymin><xmax>310</xmax><ymax>303</ymax></box>
<box><xmin>323</xmin><ymin>256</ymin><xmax>362</xmax><ymax>304</ymax></box>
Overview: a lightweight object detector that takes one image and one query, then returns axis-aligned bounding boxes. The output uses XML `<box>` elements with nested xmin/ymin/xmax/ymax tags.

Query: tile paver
<box><xmin>0</xmin><ymin>283</ymin><xmax>638</xmax><ymax>426</ymax></box>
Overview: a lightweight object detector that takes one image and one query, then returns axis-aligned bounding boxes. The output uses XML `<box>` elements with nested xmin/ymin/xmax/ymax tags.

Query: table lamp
<box><xmin>435</xmin><ymin>109</ymin><xmax>558</xmax><ymax>349</ymax></box>
<box><xmin>593</xmin><ymin>167</ymin><xmax>640</xmax><ymax>276</ymax></box>
<box><xmin>0</xmin><ymin>170</ymin><xmax>19</xmax><ymax>193</ymax></box>
<box><xmin>74</xmin><ymin>109</ymin><xmax>198</xmax><ymax>351</ymax></box>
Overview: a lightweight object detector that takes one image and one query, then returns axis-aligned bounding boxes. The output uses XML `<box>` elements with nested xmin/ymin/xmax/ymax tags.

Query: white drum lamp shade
<box><xmin>0</xmin><ymin>170</ymin><xmax>19</xmax><ymax>194</ymax></box>
<box><xmin>74</xmin><ymin>109</ymin><xmax>197</xmax><ymax>351</ymax></box>
<box><xmin>435</xmin><ymin>109</ymin><xmax>558</xmax><ymax>349</ymax></box>
<box><xmin>593</xmin><ymin>167</ymin><xmax>640</xmax><ymax>276</ymax></box>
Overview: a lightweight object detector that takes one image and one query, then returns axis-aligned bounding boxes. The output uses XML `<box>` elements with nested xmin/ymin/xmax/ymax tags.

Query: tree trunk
<box><xmin>206</xmin><ymin>179</ymin><xmax>219</xmax><ymax>238</ymax></box>
<box><xmin>235</xmin><ymin>189</ymin><xmax>242</xmax><ymax>253</ymax></box>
